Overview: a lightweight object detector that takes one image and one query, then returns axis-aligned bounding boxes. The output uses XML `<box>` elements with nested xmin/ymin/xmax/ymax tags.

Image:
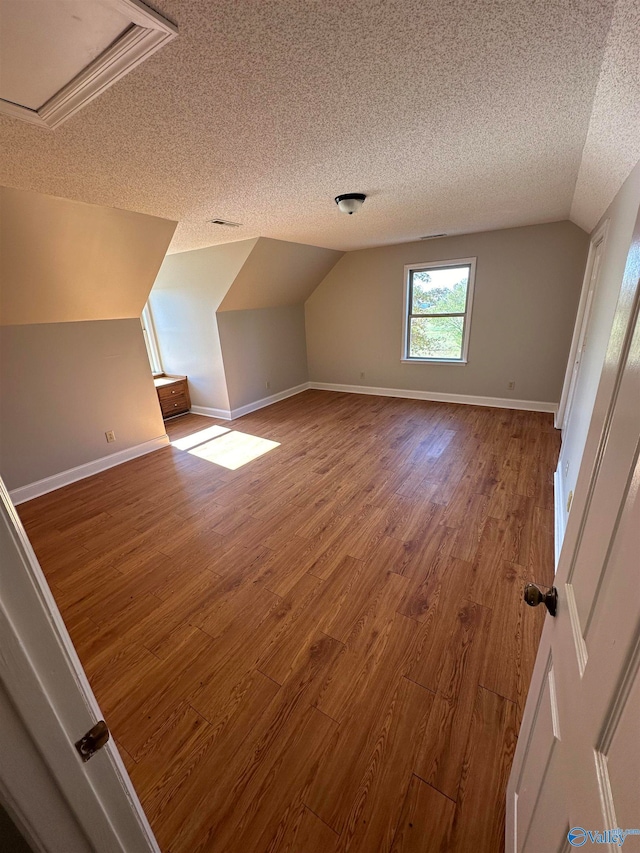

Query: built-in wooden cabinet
<box><xmin>154</xmin><ymin>374</ymin><xmax>191</xmax><ymax>419</ymax></box>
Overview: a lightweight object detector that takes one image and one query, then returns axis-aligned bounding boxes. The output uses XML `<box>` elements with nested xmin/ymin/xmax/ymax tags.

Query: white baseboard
<box><xmin>190</xmin><ymin>405</ymin><xmax>233</xmax><ymax>420</ymax></box>
<box><xmin>192</xmin><ymin>382</ymin><xmax>557</xmax><ymax>423</ymax></box>
<box><xmin>230</xmin><ymin>383</ymin><xmax>310</xmax><ymax>419</ymax></box>
<box><xmin>9</xmin><ymin>435</ymin><xmax>170</xmax><ymax>505</ymax></box>
<box><xmin>191</xmin><ymin>383</ymin><xmax>310</xmax><ymax>422</ymax></box>
<box><xmin>308</xmin><ymin>382</ymin><xmax>558</xmax><ymax>414</ymax></box>
<box><xmin>553</xmin><ymin>467</ymin><xmax>566</xmax><ymax>569</ymax></box>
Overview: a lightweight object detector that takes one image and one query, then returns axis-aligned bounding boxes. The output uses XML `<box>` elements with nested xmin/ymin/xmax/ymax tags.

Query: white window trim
<box><xmin>141</xmin><ymin>302</ymin><xmax>163</xmax><ymax>375</ymax></box>
<box><xmin>401</xmin><ymin>256</ymin><xmax>477</xmax><ymax>364</ymax></box>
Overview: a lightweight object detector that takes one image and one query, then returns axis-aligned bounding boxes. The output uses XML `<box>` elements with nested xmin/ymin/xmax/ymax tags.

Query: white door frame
<box><xmin>556</xmin><ymin>219</ymin><xmax>609</xmax><ymax>431</ymax></box>
<box><xmin>0</xmin><ymin>479</ymin><xmax>159</xmax><ymax>852</ymax></box>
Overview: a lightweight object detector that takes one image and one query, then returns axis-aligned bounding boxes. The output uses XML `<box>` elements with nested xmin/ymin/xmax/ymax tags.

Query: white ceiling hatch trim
<box><xmin>0</xmin><ymin>0</ymin><xmax>177</xmax><ymax>130</ymax></box>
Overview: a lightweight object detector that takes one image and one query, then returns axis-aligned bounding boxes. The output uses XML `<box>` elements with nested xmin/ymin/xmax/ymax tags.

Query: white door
<box><xmin>0</xmin><ymin>479</ymin><xmax>159</xmax><ymax>852</ymax></box>
<box><xmin>507</xmin><ymin>213</ymin><xmax>640</xmax><ymax>851</ymax></box>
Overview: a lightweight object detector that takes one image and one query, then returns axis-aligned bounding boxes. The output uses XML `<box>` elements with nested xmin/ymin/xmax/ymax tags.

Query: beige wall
<box><xmin>0</xmin><ymin>320</ymin><xmax>165</xmax><ymax>491</ymax></box>
<box><xmin>217</xmin><ymin>305</ymin><xmax>308</xmax><ymax>411</ymax></box>
<box><xmin>150</xmin><ymin>240</ymin><xmax>258</xmax><ymax>411</ymax></box>
<box><xmin>558</xmin><ymin>159</ymin><xmax>640</xmax><ymax>531</ymax></box>
<box><xmin>151</xmin><ymin>237</ymin><xmax>338</xmax><ymax>412</ymax></box>
<box><xmin>0</xmin><ymin>187</ymin><xmax>176</xmax><ymax>325</ymax></box>
<box><xmin>305</xmin><ymin>221</ymin><xmax>589</xmax><ymax>404</ymax></box>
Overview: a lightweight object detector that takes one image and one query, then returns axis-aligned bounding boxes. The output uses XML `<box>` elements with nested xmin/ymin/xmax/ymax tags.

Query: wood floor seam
<box><xmin>402</xmin><ymin>675</ymin><xmax>437</xmax><ymax>695</ymax></box>
<box><xmin>409</xmin><ymin>773</ymin><xmax>458</xmax><ymax>805</ymax></box>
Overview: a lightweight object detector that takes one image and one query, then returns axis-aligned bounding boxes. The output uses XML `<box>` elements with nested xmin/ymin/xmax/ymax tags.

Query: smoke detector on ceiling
<box><xmin>335</xmin><ymin>193</ymin><xmax>366</xmax><ymax>214</ymax></box>
<box><xmin>209</xmin><ymin>219</ymin><xmax>242</xmax><ymax>227</ymax></box>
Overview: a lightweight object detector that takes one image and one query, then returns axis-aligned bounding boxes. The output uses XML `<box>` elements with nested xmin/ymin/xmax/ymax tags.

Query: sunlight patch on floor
<box><xmin>171</xmin><ymin>424</ymin><xmax>231</xmax><ymax>451</ymax></box>
<box><xmin>186</xmin><ymin>430</ymin><xmax>280</xmax><ymax>470</ymax></box>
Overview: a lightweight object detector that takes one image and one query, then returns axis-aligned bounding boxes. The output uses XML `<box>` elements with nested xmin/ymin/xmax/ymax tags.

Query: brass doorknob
<box><xmin>524</xmin><ymin>583</ymin><xmax>558</xmax><ymax>617</ymax></box>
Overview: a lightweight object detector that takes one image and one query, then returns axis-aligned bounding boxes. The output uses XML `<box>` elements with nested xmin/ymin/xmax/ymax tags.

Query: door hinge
<box><xmin>75</xmin><ymin>720</ymin><xmax>110</xmax><ymax>762</ymax></box>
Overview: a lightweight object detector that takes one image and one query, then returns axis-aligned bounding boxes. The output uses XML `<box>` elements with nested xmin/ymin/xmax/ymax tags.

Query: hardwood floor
<box><xmin>18</xmin><ymin>390</ymin><xmax>558</xmax><ymax>853</ymax></box>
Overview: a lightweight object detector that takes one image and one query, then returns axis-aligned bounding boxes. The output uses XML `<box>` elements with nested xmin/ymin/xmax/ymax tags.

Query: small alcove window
<box><xmin>141</xmin><ymin>302</ymin><xmax>163</xmax><ymax>376</ymax></box>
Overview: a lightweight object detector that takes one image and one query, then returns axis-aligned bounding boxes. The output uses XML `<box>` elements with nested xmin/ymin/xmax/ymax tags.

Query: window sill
<box><xmin>401</xmin><ymin>358</ymin><xmax>468</xmax><ymax>365</ymax></box>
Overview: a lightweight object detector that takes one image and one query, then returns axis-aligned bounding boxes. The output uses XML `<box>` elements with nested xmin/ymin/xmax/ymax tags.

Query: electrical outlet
<box><xmin>265</xmin><ymin>380</ymin><xmax>271</xmax><ymax>390</ymax></box>
<box><xmin>507</xmin><ymin>380</ymin><xmax>516</xmax><ymax>391</ymax></box>
<box><xmin>105</xmin><ymin>430</ymin><xmax>116</xmax><ymax>443</ymax></box>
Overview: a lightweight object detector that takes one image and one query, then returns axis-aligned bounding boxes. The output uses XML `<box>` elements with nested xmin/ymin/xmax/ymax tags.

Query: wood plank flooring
<box><xmin>18</xmin><ymin>390</ymin><xmax>558</xmax><ymax>853</ymax></box>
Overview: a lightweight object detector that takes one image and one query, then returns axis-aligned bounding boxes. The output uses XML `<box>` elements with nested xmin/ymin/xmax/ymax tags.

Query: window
<box><xmin>402</xmin><ymin>257</ymin><xmax>476</xmax><ymax>363</ymax></box>
<box><xmin>141</xmin><ymin>302</ymin><xmax>163</xmax><ymax>375</ymax></box>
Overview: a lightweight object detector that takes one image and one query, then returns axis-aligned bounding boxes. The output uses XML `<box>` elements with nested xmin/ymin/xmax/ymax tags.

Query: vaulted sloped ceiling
<box><xmin>217</xmin><ymin>238</ymin><xmax>343</xmax><ymax>311</ymax></box>
<box><xmin>0</xmin><ymin>0</ymin><xmax>636</xmax><ymax>254</ymax></box>
<box><xmin>152</xmin><ymin>236</ymin><xmax>343</xmax><ymax>312</ymax></box>
<box><xmin>151</xmin><ymin>238</ymin><xmax>258</xmax><ymax>310</ymax></box>
<box><xmin>570</xmin><ymin>0</ymin><xmax>640</xmax><ymax>230</ymax></box>
<box><xmin>0</xmin><ymin>187</ymin><xmax>176</xmax><ymax>325</ymax></box>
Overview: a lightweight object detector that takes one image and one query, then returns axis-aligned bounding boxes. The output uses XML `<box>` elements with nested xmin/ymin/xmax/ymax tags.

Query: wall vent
<box><xmin>209</xmin><ymin>219</ymin><xmax>242</xmax><ymax>227</ymax></box>
<box><xmin>420</xmin><ymin>233</ymin><xmax>447</xmax><ymax>240</ymax></box>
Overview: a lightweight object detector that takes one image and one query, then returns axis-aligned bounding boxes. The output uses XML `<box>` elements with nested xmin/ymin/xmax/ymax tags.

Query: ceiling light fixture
<box><xmin>335</xmin><ymin>193</ymin><xmax>366</xmax><ymax>215</ymax></box>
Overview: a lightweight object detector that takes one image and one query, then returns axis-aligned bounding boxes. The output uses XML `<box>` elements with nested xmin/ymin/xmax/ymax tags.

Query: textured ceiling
<box><xmin>570</xmin><ymin>0</ymin><xmax>640</xmax><ymax>230</ymax></box>
<box><xmin>0</xmin><ymin>0</ymin><xmax>626</xmax><ymax>253</ymax></box>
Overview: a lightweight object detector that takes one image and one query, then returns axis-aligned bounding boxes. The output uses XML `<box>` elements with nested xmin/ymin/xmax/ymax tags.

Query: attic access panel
<box><xmin>0</xmin><ymin>0</ymin><xmax>176</xmax><ymax>129</ymax></box>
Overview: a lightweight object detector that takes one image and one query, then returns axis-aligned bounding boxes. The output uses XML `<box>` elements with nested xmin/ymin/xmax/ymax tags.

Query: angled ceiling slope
<box><xmin>0</xmin><ymin>186</ymin><xmax>177</xmax><ymax>325</ymax></box>
<box><xmin>218</xmin><ymin>238</ymin><xmax>344</xmax><ymax>312</ymax></box>
<box><xmin>151</xmin><ymin>239</ymin><xmax>259</xmax><ymax>311</ymax></box>
<box><xmin>570</xmin><ymin>0</ymin><xmax>640</xmax><ymax>230</ymax></box>
<box><xmin>0</xmin><ymin>0</ymin><xmax>176</xmax><ymax>129</ymax></box>
<box><xmin>152</xmin><ymin>237</ymin><xmax>343</xmax><ymax>312</ymax></box>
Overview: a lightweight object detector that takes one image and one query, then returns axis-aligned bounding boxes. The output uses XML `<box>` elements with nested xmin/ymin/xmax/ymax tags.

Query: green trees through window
<box><xmin>406</xmin><ymin>263</ymin><xmax>473</xmax><ymax>361</ymax></box>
